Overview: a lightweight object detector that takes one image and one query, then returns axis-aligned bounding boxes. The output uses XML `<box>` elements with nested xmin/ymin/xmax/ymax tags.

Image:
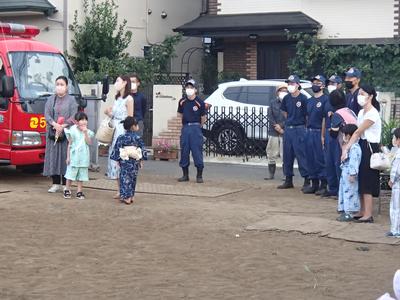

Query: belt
<box><xmin>307</xmin><ymin>128</ymin><xmax>322</xmax><ymax>131</ymax></box>
<box><xmin>286</xmin><ymin>125</ymin><xmax>305</xmax><ymax>129</ymax></box>
<box><xmin>185</xmin><ymin>122</ymin><xmax>200</xmax><ymax>126</ymax></box>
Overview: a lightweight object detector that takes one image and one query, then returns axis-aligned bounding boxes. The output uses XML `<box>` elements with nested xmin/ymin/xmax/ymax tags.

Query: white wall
<box><xmin>218</xmin><ymin>0</ymin><xmax>396</xmax><ymax>39</ymax></box>
<box><xmin>152</xmin><ymin>85</ymin><xmax>182</xmax><ymax>137</ymax></box>
<box><xmin>1</xmin><ymin>0</ymin><xmax>203</xmax><ymax>78</ymax></box>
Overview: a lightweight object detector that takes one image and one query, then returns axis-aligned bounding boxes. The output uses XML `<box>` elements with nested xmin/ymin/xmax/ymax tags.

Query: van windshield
<box><xmin>8</xmin><ymin>51</ymin><xmax>80</xmax><ymax>113</ymax></box>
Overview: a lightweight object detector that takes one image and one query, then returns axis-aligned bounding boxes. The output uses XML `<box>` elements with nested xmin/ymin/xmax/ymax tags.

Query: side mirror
<box><xmin>101</xmin><ymin>75</ymin><xmax>109</xmax><ymax>101</ymax></box>
<box><xmin>1</xmin><ymin>76</ymin><xmax>14</xmax><ymax>98</ymax></box>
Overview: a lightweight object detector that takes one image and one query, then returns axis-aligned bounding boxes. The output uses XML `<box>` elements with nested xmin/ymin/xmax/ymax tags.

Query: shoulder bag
<box><xmin>369</xmin><ymin>143</ymin><xmax>391</xmax><ymax>171</ymax></box>
<box><xmin>95</xmin><ymin>116</ymin><xmax>115</xmax><ymax>144</ymax></box>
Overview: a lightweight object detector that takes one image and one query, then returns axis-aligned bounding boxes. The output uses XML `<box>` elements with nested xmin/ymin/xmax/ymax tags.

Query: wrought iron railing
<box><xmin>203</xmin><ymin>106</ymin><xmax>269</xmax><ymax>158</ymax></box>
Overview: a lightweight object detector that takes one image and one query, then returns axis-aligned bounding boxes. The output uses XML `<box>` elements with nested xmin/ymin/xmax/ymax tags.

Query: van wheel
<box><xmin>213</xmin><ymin>123</ymin><xmax>244</xmax><ymax>155</ymax></box>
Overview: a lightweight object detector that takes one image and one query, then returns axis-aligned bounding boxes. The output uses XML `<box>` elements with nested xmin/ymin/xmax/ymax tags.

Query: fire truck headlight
<box><xmin>12</xmin><ymin>131</ymin><xmax>42</xmax><ymax>146</ymax></box>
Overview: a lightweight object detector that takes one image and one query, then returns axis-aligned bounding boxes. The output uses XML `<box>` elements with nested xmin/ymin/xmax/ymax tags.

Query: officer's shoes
<box><xmin>315</xmin><ymin>187</ymin><xmax>327</xmax><ymax>196</ymax></box>
<box><xmin>178</xmin><ymin>175</ymin><xmax>189</xmax><ymax>182</ymax></box>
<box><xmin>196</xmin><ymin>168</ymin><xmax>204</xmax><ymax>183</ymax></box>
<box><xmin>302</xmin><ymin>185</ymin><xmax>318</xmax><ymax>194</ymax></box>
<box><xmin>277</xmin><ymin>177</ymin><xmax>294</xmax><ymax>189</ymax></box>
<box><xmin>196</xmin><ymin>177</ymin><xmax>204</xmax><ymax>183</ymax></box>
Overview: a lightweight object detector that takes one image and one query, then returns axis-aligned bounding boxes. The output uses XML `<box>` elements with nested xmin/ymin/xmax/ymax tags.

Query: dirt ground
<box><xmin>0</xmin><ymin>165</ymin><xmax>399</xmax><ymax>300</ymax></box>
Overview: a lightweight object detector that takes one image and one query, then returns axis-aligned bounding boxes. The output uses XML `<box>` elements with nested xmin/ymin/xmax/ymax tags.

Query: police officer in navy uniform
<box><xmin>278</xmin><ymin>75</ymin><xmax>309</xmax><ymax>189</ymax></box>
<box><xmin>303</xmin><ymin>75</ymin><xmax>328</xmax><ymax>194</ymax></box>
<box><xmin>177</xmin><ymin>79</ymin><xmax>207</xmax><ymax>183</ymax></box>
<box><xmin>321</xmin><ymin>75</ymin><xmax>343</xmax><ymax>197</ymax></box>
<box><xmin>344</xmin><ymin>67</ymin><xmax>362</xmax><ymax>115</ymax></box>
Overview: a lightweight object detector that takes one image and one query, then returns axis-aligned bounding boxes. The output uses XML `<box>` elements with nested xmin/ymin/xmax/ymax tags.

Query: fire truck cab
<box><xmin>0</xmin><ymin>23</ymin><xmax>107</xmax><ymax>172</ymax></box>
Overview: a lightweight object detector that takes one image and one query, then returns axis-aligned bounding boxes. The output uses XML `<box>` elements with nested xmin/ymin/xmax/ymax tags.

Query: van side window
<box><xmin>0</xmin><ymin>57</ymin><xmax>7</xmax><ymax>111</ymax></box>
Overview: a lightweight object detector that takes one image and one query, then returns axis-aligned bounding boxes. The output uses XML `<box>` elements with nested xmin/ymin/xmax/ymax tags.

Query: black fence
<box><xmin>203</xmin><ymin>106</ymin><xmax>270</xmax><ymax>158</ymax></box>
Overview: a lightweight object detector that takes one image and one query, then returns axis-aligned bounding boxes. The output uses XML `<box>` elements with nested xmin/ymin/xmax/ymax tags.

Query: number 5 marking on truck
<box><xmin>30</xmin><ymin>117</ymin><xmax>46</xmax><ymax>129</ymax></box>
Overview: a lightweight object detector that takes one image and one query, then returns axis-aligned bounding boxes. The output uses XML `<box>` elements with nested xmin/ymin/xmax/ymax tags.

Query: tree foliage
<box><xmin>287</xmin><ymin>33</ymin><xmax>400</xmax><ymax>92</ymax></box>
<box><xmin>68</xmin><ymin>0</ymin><xmax>182</xmax><ymax>84</ymax></box>
<box><xmin>68</xmin><ymin>0</ymin><xmax>132</xmax><ymax>73</ymax></box>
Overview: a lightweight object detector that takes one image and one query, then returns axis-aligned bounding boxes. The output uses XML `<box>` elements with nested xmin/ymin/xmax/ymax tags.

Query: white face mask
<box><xmin>357</xmin><ymin>95</ymin><xmax>367</xmax><ymax>107</ymax></box>
<box><xmin>327</xmin><ymin>85</ymin><xmax>336</xmax><ymax>94</ymax></box>
<box><xmin>55</xmin><ymin>85</ymin><xmax>67</xmax><ymax>95</ymax></box>
<box><xmin>186</xmin><ymin>88</ymin><xmax>195</xmax><ymax>97</ymax></box>
<box><xmin>287</xmin><ymin>85</ymin><xmax>297</xmax><ymax>94</ymax></box>
<box><xmin>114</xmin><ymin>81</ymin><xmax>123</xmax><ymax>92</ymax></box>
<box><xmin>131</xmin><ymin>82</ymin><xmax>137</xmax><ymax>90</ymax></box>
<box><xmin>278</xmin><ymin>92</ymin><xmax>288</xmax><ymax>100</ymax></box>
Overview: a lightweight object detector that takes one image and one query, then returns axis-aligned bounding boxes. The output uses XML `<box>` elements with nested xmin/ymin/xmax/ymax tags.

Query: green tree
<box><xmin>287</xmin><ymin>33</ymin><xmax>400</xmax><ymax>92</ymax></box>
<box><xmin>68</xmin><ymin>0</ymin><xmax>132</xmax><ymax>73</ymax></box>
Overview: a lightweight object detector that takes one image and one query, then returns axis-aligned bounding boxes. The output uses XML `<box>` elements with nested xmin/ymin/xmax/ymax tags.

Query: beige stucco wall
<box><xmin>218</xmin><ymin>0</ymin><xmax>396</xmax><ymax>39</ymax></box>
<box><xmin>0</xmin><ymin>0</ymin><xmax>202</xmax><ymax>78</ymax></box>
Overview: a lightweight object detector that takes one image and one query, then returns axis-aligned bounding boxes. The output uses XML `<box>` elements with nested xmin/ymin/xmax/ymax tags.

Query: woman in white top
<box><xmin>341</xmin><ymin>84</ymin><xmax>381</xmax><ymax>223</ymax></box>
<box><xmin>104</xmin><ymin>75</ymin><xmax>134</xmax><ymax>199</ymax></box>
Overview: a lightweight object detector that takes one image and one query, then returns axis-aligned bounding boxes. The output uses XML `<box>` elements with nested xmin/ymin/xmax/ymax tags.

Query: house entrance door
<box><xmin>257</xmin><ymin>42</ymin><xmax>296</xmax><ymax>79</ymax></box>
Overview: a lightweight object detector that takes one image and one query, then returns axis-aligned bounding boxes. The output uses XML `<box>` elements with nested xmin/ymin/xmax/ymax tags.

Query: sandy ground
<box><xmin>0</xmin><ymin>164</ymin><xmax>399</xmax><ymax>300</ymax></box>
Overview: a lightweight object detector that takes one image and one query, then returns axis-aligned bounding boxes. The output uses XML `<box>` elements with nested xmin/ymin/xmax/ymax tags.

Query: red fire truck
<box><xmin>0</xmin><ymin>23</ymin><xmax>107</xmax><ymax>172</ymax></box>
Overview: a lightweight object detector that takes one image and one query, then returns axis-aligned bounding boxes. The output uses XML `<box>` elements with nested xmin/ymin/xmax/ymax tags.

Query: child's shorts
<box><xmin>65</xmin><ymin>166</ymin><xmax>89</xmax><ymax>182</ymax></box>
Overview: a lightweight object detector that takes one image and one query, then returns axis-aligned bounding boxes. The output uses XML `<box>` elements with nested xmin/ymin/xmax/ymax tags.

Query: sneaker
<box><xmin>76</xmin><ymin>192</ymin><xmax>85</xmax><ymax>200</ymax></box>
<box><xmin>63</xmin><ymin>189</ymin><xmax>72</xmax><ymax>199</ymax></box>
<box><xmin>48</xmin><ymin>184</ymin><xmax>61</xmax><ymax>193</ymax></box>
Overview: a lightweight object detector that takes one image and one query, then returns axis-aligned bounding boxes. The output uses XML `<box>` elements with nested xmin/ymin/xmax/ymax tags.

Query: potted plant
<box><xmin>153</xmin><ymin>140</ymin><xmax>179</xmax><ymax>160</ymax></box>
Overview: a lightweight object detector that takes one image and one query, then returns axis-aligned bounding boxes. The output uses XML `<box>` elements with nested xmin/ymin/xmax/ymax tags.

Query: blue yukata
<box><xmin>390</xmin><ymin>147</ymin><xmax>400</xmax><ymax>236</ymax></box>
<box><xmin>323</xmin><ymin>102</ymin><xmax>341</xmax><ymax>196</ymax></box>
<box><xmin>177</xmin><ymin>96</ymin><xmax>206</xmax><ymax>169</ymax></box>
<box><xmin>338</xmin><ymin>143</ymin><xmax>362</xmax><ymax>214</ymax></box>
<box><xmin>110</xmin><ymin>131</ymin><xmax>147</xmax><ymax>200</ymax></box>
<box><xmin>306</xmin><ymin>94</ymin><xmax>328</xmax><ymax>180</ymax></box>
<box><xmin>280</xmin><ymin>93</ymin><xmax>309</xmax><ymax>178</ymax></box>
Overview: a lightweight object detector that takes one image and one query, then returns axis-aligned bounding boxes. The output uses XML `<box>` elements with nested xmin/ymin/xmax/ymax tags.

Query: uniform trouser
<box><xmin>179</xmin><ymin>125</ymin><xmax>204</xmax><ymax>169</ymax></box>
<box><xmin>283</xmin><ymin>127</ymin><xmax>308</xmax><ymax>178</ymax></box>
<box><xmin>324</xmin><ymin>131</ymin><xmax>341</xmax><ymax>195</ymax></box>
<box><xmin>266</xmin><ymin>135</ymin><xmax>283</xmax><ymax>164</ymax></box>
<box><xmin>390</xmin><ymin>182</ymin><xmax>400</xmax><ymax>235</ymax></box>
<box><xmin>305</xmin><ymin>129</ymin><xmax>325</xmax><ymax>180</ymax></box>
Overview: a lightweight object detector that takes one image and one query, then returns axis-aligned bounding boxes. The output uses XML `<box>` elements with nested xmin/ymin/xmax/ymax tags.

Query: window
<box><xmin>0</xmin><ymin>57</ymin><xmax>7</xmax><ymax>111</ymax></box>
<box><xmin>247</xmin><ymin>86</ymin><xmax>275</xmax><ymax>106</ymax></box>
<box><xmin>223</xmin><ymin>86</ymin><xmax>248</xmax><ymax>103</ymax></box>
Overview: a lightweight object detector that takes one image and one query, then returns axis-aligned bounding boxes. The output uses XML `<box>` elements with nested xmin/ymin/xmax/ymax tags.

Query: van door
<box><xmin>0</xmin><ymin>56</ymin><xmax>11</xmax><ymax>162</ymax></box>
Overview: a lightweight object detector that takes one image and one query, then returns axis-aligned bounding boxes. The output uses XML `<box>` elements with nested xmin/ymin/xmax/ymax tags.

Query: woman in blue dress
<box><xmin>110</xmin><ymin>117</ymin><xmax>147</xmax><ymax>205</ymax></box>
<box><xmin>104</xmin><ymin>75</ymin><xmax>134</xmax><ymax>199</ymax></box>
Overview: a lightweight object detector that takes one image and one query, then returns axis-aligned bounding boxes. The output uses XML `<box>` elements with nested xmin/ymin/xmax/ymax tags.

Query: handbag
<box><xmin>369</xmin><ymin>143</ymin><xmax>391</xmax><ymax>171</ymax></box>
<box><xmin>48</xmin><ymin>96</ymin><xmax>65</xmax><ymax>142</ymax></box>
<box><xmin>96</xmin><ymin>117</ymin><xmax>115</xmax><ymax>144</ymax></box>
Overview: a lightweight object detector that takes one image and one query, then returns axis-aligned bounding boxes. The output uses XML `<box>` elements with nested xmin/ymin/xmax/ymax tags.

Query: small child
<box><xmin>64</xmin><ymin>112</ymin><xmax>94</xmax><ymax>200</ymax></box>
<box><xmin>387</xmin><ymin>128</ymin><xmax>400</xmax><ymax>237</ymax></box>
<box><xmin>110</xmin><ymin>116</ymin><xmax>147</xmax><ymax>205</ymax></box>
<box><xmin>337</xmin><ymin>124</ymin><xmax>362</xmax><ymax>222</ymax></box>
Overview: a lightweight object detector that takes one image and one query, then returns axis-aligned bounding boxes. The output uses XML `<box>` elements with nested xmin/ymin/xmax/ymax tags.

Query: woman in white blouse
<box><xmin>341</xmin><ymin>84</ymin><xmax>381</xmax><ymax>223</ymax></box>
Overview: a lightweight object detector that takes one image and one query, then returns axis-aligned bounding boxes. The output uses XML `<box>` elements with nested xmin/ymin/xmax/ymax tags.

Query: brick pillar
<box><xmin>208</xmin><ymin>0</ymin><xmax>220</xmax><ymax>15</ymax></box>
<box><xmin>246</xmin><ymin>41</ymin><xmax>257</xmax><ymax>80</ymax></box>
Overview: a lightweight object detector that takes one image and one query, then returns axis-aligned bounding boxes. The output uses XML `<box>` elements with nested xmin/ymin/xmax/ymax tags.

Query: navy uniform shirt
<box><xmin>132</xmin><ymin>92</ymin><xmax>147</xmax><ymax>121</ymax></box>
<box><xmin>177</xmin><ymin>96</ymin><xmax>206</xmax><ymax>125</ymax></box>
<box><xmin>323</xmin><ymin>100</ymin><xmax>334</xmax><ymax>129</ymax></box>
<box><xmin>307</xmin><ymin>94</ymin><xmax>328</xmax><ymax>129</ymax></box>
<box><xmin>346</xmin><ymin>88</ymin><xmax>361</xmax><ymax>115</ymax></box>
<box><xmin>280</xmin><ymin>93</ymin><xmax>307</xmax><ymax>126</ymax></box>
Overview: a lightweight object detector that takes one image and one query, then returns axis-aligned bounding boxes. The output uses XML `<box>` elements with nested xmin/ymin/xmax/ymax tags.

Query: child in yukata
<box><xmin>337</xmin><ymin>124</ymin><xmax>362</xmax><ymax>222</ymax></box>
<box><xmin>110</xmin><ymin>116</ymin><xmax>147</xmax><ymax>205</ymax></box>
<box><xmin>387</xmin><ymin>128</ymin><xmax>400</xmax><ymax>237</ymax></box>
<box><xmin>64</xmin><ymin>112</ymin><xmax>94</xmax><ymax>200</ymax></box>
